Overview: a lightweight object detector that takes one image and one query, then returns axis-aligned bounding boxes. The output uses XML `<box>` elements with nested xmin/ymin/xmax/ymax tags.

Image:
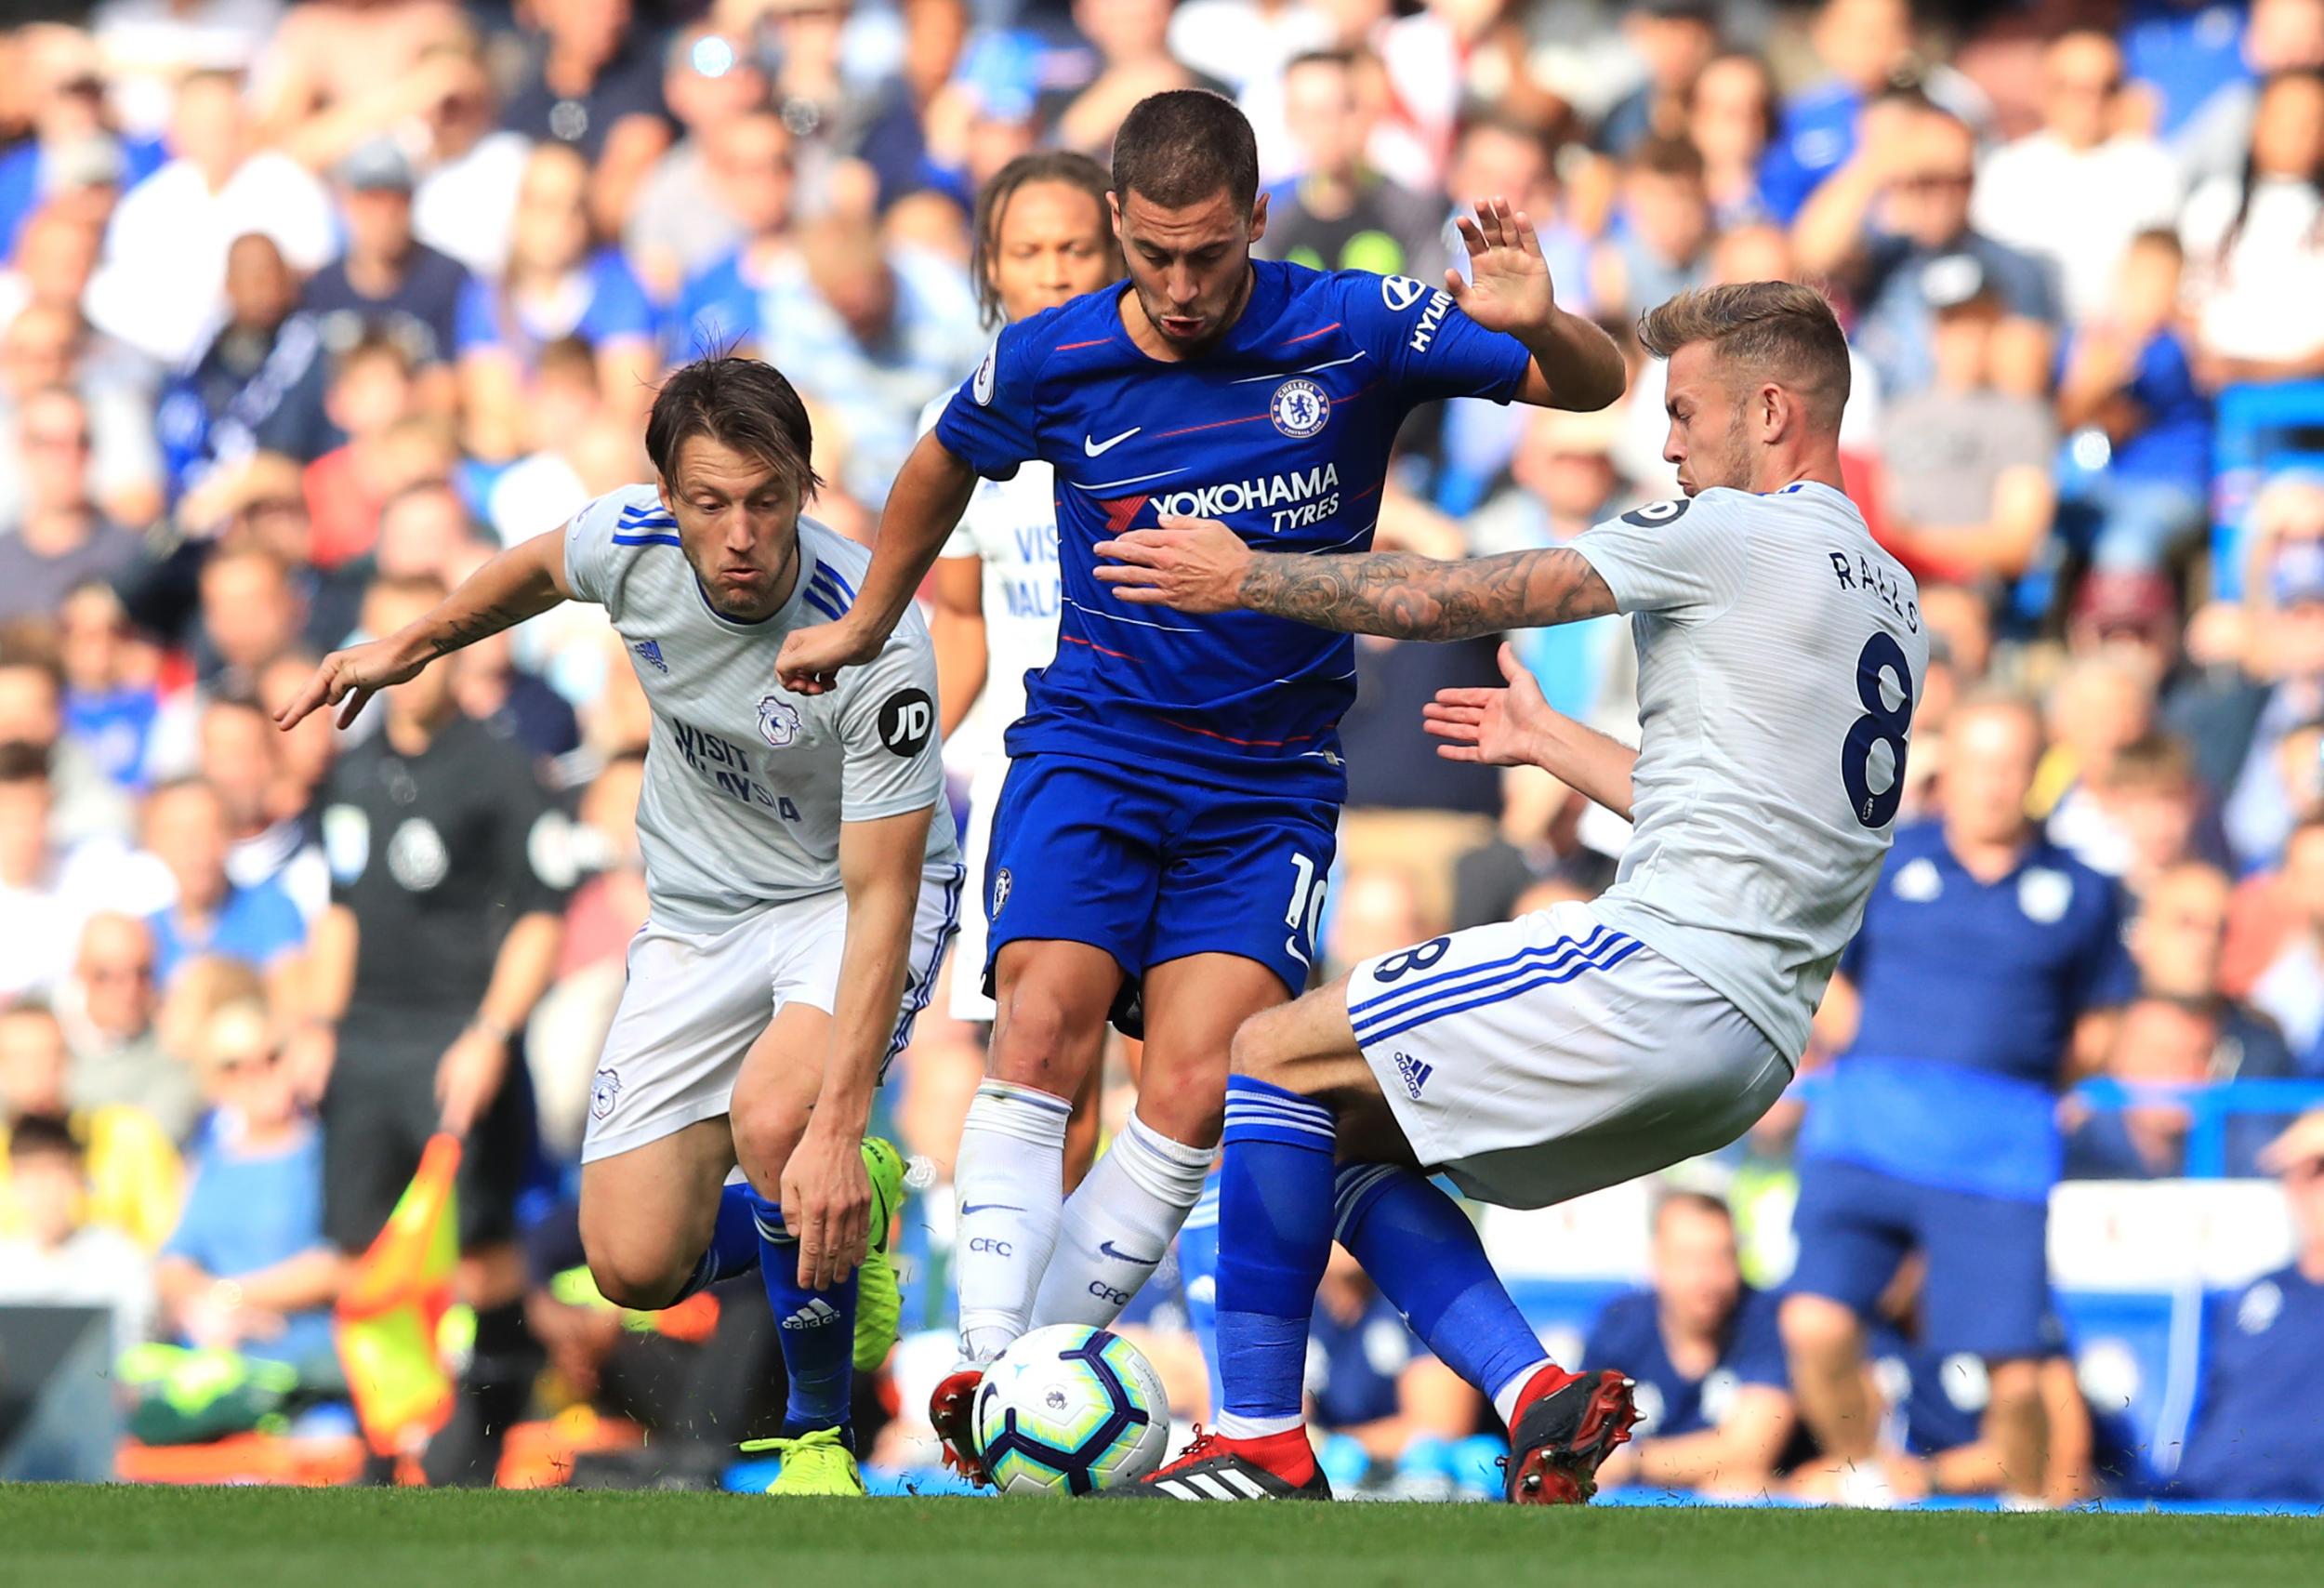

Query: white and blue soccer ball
<box><xmin>973</xmin><ymin>1324</ymin><xmax>1170</xmax><ymax>1496</ymax></box>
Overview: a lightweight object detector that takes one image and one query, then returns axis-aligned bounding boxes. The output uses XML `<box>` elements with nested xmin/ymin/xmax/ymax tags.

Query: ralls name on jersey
<box><xmin>1827</xmin><ymin>549</ymin><xmax>1921</xmax><ymax>633</ymax></box>
<box><xmin>667</xmin><ymin>718</ymin><xmax>802</xmax><ymax>820</ymax></box>
<box><xmin>1143</xmin><ymin>463</ymin><xmax>1341</xmax><ymax>536</ymax></box>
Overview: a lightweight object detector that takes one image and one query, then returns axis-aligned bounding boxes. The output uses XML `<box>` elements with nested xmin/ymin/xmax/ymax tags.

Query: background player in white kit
<box><xmin>276</xmin><ymin>358</ymin><xmax>962</xmax><ymax>1498</ymax></box>
<box><xmin>1092</xmin><ymin>282</ymin><xmax>1929</xmax><ymax>1502</ymax></box>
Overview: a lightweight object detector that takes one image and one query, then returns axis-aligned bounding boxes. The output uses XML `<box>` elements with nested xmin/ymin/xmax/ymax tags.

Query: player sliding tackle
<box><xmin>776</xmin><ymin>88</ymin><xmax>1625</xmax><ymax>1486</ymax></box>
<box><xmin>278</xmin><ymin>359</ymin><xmax>962</xmax><ymax>1497</ymax></box>
<box><xmin>1091</xmin><ymin>281</ymin><xmax>1926</xmax><ymax>1502</ymax></box>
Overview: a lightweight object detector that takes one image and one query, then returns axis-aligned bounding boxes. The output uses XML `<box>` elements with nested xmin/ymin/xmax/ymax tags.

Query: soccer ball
<box><xmin>973</xmin><ymin>1324</ymin><xmax>1170</xmax><ymax>1495</ymax></box>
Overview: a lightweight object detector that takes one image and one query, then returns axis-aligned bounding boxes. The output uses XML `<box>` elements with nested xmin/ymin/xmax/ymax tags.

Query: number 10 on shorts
<box><xmin>1284</xmin><ymin>852</ymin><xmax>1328</xmax><ymax>968</ymax></box>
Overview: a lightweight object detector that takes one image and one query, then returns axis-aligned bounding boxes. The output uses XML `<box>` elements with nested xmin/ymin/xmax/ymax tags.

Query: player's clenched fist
<box><xmin>273</xmin><ymin>634</ymin><xmax>430</xmax><ymax>732</ymax></box>
<box><xmin>1094</xmin><ymin>515</ymin><xmax>1254</xmax><ymax>614</ymax></box>
<box><xmin>776</xmin><ymin>618</ymin><xmax>883</xmax><ymax>695</ymax></box>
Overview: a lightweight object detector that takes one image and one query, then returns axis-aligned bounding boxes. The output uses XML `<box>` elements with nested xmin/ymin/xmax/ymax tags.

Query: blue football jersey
<box><xmin>933</xmin><ymin>258</ymin><xmax>1532</xmax><ymax>799</ymax></box>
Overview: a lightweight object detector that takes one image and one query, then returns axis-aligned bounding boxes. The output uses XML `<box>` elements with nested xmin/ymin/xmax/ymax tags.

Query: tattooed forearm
<box><xmin>429</xmin><ymin>602</ymin><xmax>524</xmax><ymax>656</ymax></box>
<box><xmin>1234</xmin><ymin>548</ymin><xmax>1615</xmax><ymax>640</ymax></box>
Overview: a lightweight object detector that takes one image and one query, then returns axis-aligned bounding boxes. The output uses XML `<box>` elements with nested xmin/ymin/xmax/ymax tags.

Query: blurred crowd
<box><xmin>1</xmin><ymin>0</ymin><xmax>2323</xmax><ymax>1502</ymax></box>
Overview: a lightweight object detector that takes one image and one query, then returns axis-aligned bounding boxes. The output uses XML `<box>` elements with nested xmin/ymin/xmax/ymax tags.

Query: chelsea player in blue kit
<box><xmin>776</xmin><ymin>89</ymin><xmax>1625</xmax><ymax>1482</ymax></box>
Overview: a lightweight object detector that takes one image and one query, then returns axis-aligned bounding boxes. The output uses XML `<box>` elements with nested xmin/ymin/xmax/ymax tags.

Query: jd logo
<box><xmin>878</xmin><ymin>688</ymin><xmax>935</xmax><ymax>757</ymax></box>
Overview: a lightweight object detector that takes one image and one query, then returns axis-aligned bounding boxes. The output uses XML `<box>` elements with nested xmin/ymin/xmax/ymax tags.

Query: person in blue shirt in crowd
<box><xmin>2173</xmin><ymin>1108</ymin><xmax>2324</xmax><ymax>1502</ymax></box>
<box><xmin>155</xmin><ymin>999</ymin><xmax>339</xmax><ymax>1377</ymax></box>
<box><xmin>1794</xmin><ymin>94</ymin><xmax>2061</xmax><ymax>404</ymax></box>
<box><xmin>2124</xmin><ymin>0</ymin><xmax>2257</xmax><ymax>140</ymax></box>
<box><xmin>140</xmin><ymin>779</ymin><xmax>306</xmax><ymax>994</ymax></box>
<box><xmin>2055</xmin><ymin>230</ymin><xmax>2214</xmax><ymax>576</ymax></box>
<box><xmin>1583</xmin><ymin>1189</ymin><xmax>1794</xmax><ymax>1496</ymax></box>
<box><xmin>1783</xmin><ymin>694</ymin><xmax>2136</xmax><ymax>1508</ymax></box>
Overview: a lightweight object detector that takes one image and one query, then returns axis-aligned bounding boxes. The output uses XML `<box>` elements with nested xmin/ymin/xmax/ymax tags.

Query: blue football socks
<box><xmin>1212</xmin><ymin>1077</ymin><xmax>1338</xmax><ymax>1436</ymax></box>
<box><xmin>1333</xmin><ymin>1162</ymin><xmax>1551</xmax><ymax>1418</ymax></box>
<box><xmin>669</xmin><ymin>1180</ymin><xmax>761</xmax><ymax>1303</ymax></box>
<box><xmin>751</xmin><ymin>1191</ymin><xmax>859</xmax><ymax>1442</ymax></box>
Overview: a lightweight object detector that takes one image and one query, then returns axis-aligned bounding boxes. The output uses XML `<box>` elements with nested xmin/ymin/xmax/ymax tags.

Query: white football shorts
<box><xmin>946</xmin><ymin>752</ymin><xmax>1009</xmax><ymax>1023</ymax></box>
<box><xmin>581</xmin><ymin>859</ymin><xmax>965</xmax><ymax>1163</ymax></box>
<box><xmin>1347</xmin><ymin>899</ymin><xmax>1793</xmax><ymax>1210</ymax></box>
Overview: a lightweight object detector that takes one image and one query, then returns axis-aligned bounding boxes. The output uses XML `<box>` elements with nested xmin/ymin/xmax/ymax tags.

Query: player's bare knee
<box><xmin>1225</xmin><ymin>1010</ymin><xmax>1300</xmax><ymax>1086</ymax></box>
<box><xmin>1780</xmin><ymin>1292</ymin><xmax>1862</xmax><ymax>1361</ymax></box>
<box><xmin>989</xmin><ymin>988</ymin><xmax>1096</xmax><ymax>1095</ymax></box>
<box><xmin>581</xmin><ymin>1227</ymin><xmax>689</xmax><ymax>1311</ymax></box>
<box><xmin>729</xmin><ymin>1092</ymin><xmax>809</xmax><ymax>1188</ymax></box>
<box><xmin>1136</xmin><ymin>1049</ymin><xmax>1229</xmax><ymax>1145</ymax></box>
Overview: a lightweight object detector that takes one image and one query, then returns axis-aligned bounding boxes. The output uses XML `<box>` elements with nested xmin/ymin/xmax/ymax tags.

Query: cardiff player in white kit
<box><xmin>1093</xmin><ymin>282</ymin><xmax>1927</xmax><ymax>1502</ymax></box>
<box><xmin>276</xmin><ymin>358</ymin><xmax>962</xmax><ymax>1497</ymax></box>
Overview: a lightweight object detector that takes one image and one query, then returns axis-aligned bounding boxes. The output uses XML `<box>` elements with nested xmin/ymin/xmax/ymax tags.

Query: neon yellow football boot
<box><xmin>745</xmin><ymin>1427</ymin><xmax>865</xmax><ymax>1496</ymax></box>
<box><xmin>854</xmin><ymin>1136</ymin><xmax>906</xmax><ymax>1373</ymax></box>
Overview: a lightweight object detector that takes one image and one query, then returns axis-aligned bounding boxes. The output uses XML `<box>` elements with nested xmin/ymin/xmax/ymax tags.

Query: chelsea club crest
<box><xmin>758</xmin><ymin>695</ymin><xmax>802</xmax><ymax>748</ymax></box>
<box><xmin>1270</xmin><ymin>377</ymin><xmax>1330</xmax><ymax>438</ymax></box>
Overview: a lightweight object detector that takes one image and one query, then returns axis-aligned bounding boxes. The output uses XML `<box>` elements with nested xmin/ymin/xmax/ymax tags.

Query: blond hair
<box><xmin>1637</xmin><ymin>282</ymin><xmax>1852</xmax><ymax>427</ymax></box>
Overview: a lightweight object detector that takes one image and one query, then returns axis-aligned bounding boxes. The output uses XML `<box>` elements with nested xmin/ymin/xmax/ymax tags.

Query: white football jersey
<box><xmin>563</xmin><ymin>484</ymin><xmax>960</xmax><ymax>933</ymax></box>
<box><xmin>1568</xmin><ymin>481</ymin><xmax>1926</xmax><ymax>1062</ymax></box>
<box><xmin>922</xmin><ymin>392</ymin><xmax>1061</xmax><ymax>769</ymax></box>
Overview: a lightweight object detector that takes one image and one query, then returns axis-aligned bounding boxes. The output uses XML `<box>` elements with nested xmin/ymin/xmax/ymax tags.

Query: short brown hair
<box><xmin>1631</xmin><ymin>133</ymin><xmax>1707</xmax><ymax>184</ymax></box>
<box><xmin>645</xmin><ymin>356</ymin><xmax>822</xmax><ymax>501</ymax></box>
<box><xmin>1112</xmin><ymin>90</ymin><xmax>1260</xmax><ymax>214</ymax></box>
<box><xmin>1637</xmin><ymin>281</ymin><xmax>1852</xmax><ymax>427</ymax></box>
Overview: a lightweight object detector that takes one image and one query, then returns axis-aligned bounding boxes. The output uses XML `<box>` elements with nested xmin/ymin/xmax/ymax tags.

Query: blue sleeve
<box><xmin>932</xmin><ymin>311</ymin><xmax>1050</xmax><ymax>479</ymax></box>
<box><xmin>455</xmin><ymin>276</ymin><xmax>498</xmax><ymax>356</ymax></box>
<box><xmin>1726</xmin><ymin>1290</ymin><xmax>1790</xmax><ymax>1390</ymax></box>
<box><xmin>1346</xmin><ymin>271</ymin><xmax>1530</xmax><ymax>407</ymax></box>
<box><xmin>581</xmin><ymin>252</ymin><xmax>657</xmax><ymax>344</ymax></box>
<box><xmin>2132</xmin><ymin>333</ymin><xmax>2196</xmax><ymax>411</ymax></box>
<box><xmin>2078</xmin><ymin>875</ymin><xmax>2140</xmax><ymax>1011</ymax></box>
<box><xmin>161</xmin><ymin>1161</ymin><xmax>224</xmax><ymax>1269</ymax></box>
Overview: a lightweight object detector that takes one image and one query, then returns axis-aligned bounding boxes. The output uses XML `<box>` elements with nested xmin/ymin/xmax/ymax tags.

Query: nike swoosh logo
<box><xmin>1099</xmin><ymin>1240</ymin><xmax>1162</xmax><ymax>1266</ymax></box>
<box><xmin>1285</xmin><ymin>935</ymin><xmax>1312</xmax><ymax>969</ymax></box>
<box><xmin>960</xmin><ymin>1203</ymin><xmax>1022</xmax><ymax>1216</ymax></box>
<box><xmin>1084</xmin><ymin>427</ymin><xmax>1142</xmax><ymax>457</ymax></box>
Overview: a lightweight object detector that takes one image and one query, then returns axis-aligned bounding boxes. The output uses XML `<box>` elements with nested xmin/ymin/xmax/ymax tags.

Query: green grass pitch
<box><xmin>1</xmin><ymin>1487</ymin><xmax>2315</xmax><ymax>1588</ymax></box>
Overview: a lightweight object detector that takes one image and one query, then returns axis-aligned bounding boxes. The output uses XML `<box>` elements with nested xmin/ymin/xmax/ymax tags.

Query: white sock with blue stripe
<box><xmin>954</xmin><ymin>1078</ymin><xmax>1074</xmax><ymax>1366</ymax></box>
<box><xmin>1030</xmin><ymin>1109</ymin><xmax>1211</xmax><ymax>1330</ymax></box>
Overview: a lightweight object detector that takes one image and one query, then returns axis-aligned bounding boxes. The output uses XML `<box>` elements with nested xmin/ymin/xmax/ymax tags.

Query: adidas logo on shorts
<box><xmin>1393</xmin><ymin>1051</ymin><xmax>1433</xmax><ymax>1100</ymax></box>
<box><xmin>781</xmin><ymin>1298</ymin><xmax>842</xmax><ymax>1330</ymax></box>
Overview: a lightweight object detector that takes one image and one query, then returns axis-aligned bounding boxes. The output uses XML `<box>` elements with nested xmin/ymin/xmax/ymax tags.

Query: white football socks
<box><xmin>954</xmin><ymin>1079</ymin><xmax>1073</xmax><ymax>1365</ymax></box>
<box><xmin>1032</xmin><ymin>1109</ymin><xmax>1212</xmax><ymax>1330</ymax></box>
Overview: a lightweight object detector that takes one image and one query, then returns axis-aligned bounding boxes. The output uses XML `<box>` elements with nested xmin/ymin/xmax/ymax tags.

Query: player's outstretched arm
<box><xmin>785</xmin><ymin>805</ymin><xmax>932</xmax><ymax>1290</ymax></box>
<box><xmin>1424</xmin><ymin>642</ymin><xmax>1638</xmax><ymax>822</ymax></box>
<box><xmin>1096</xmin><ymin>516</ymin><xmax>1618</xmax><ymax>640</ymax></box>
<box><xmin>272</xmin><ymin>528</ymin><xmax>574</xmax><ymax>731</ymax></box>
<box><xmin>1447</xmin><ymin>195</ymin><xmax>1626</xmax><ymax>413</ymax></box>
<box><xmin>778</xmin><ymin>432</ymin><xmax>979</xmax><ymax>695</ymax></box>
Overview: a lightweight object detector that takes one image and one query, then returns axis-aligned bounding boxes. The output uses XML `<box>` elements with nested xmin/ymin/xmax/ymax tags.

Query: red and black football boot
<box><xmin>1503</xmin><ymin>1366</ymin><xmax>1641</xmax><ymax>1504</ymax></box>
<box><xmin>1103</xmin><ymin>1426</ymin><xmax>1332</xmax><ymax>1501</ymax></box>
<box><xmin>929</xmin><ymin>1368</ymin><xmax>992</xmax><ymax>1488</ymax></box>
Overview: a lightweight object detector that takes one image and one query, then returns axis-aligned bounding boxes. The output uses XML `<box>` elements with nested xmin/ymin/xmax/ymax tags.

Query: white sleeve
<box><xmin>1568</xmin><ymin>495</ymin><xmax>1750</xmax><ymax>619</ymax></box>
<box><xmin>838</xmin><ymin>617</ymin><xmax>946</xmax><ymax>823</ymax></box>
<box><xmin>561</xmin><ymin>490</ymin><xmax>634</xmax><ymax>610</ymax></box>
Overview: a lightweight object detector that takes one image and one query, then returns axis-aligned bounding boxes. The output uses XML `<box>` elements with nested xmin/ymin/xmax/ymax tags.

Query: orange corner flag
<box><xmin>335</xmin><ymin>1132</ymin><xmax>463</xmax><ymax>1457</ymax></box>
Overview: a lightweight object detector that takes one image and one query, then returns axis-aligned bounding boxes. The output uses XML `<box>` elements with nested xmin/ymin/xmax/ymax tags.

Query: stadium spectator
<box><xmin>195</xmin><ymin>542</ymin><xmax>310</xmax><ymax>695</ymax></box>
<box><xmin>2053</xmin><ymin>231</ymin><xmax>2213</xmax><ymax>577</ymax></box>
<box><xmin>0</xmin><ymin>642</ymin><xmax>136</xmax><ymax>845</ymax></box>
<box><xmin>2224</xmin><ymin>515</ymin><xmax>2324</xmax><ymax>867</ymax></box>
<box><xmin>2172</xmin><ymin>0</ymin><xmax>2324</xmax><ymax>188</ymax></box>
<box><xmin>84</xmin><ymin>68</ymin><xmax>334</xmax><ymax>368</ymax></box>
<box><xmin>155</xmin><ymin>998</ymin><xmax>338</xmax><ymax>1375</ymax></box>
<box><xmin>1049</xmin><ymin>0</ymin><xmax>1213</xmax><ymax>159</ymax></box>
<box><xmin>0</xmin><ymin>386</ymin><xmax>143</xmax><ymax>623</ymax></box>
<box><xmin>0</xmin><ymin>741</ymin><xmax>84</xmax><ymax>999</ymax></box>
<box><xmin>623</xmin><ymin>24</ymin><xmax>771</xmax><ymax>302</ymax></box>
<box><xmin>1255</xmin><ymin>49</ymin><xmax>1444</xmax><ymax>283</ymax></box>
<box><xmin>59</xmin><ymin>910</ymin><xmax>199</xmax><ymax>1144</ymax></box>
<box><xmin>1868</xmin><ymin>254</ymin><xmax>2057</xmax><ymax>591</ymax></box>
<box><xmin>499</xmin><ymin>0</ymin><xmax>670</xmax><ymax>233</ymax></box>
<box><xmin>300</xmin><ymin>138</ymin><xmax>471</xmax><ymax>402</ymax></box>
<box><xmin>249</xmin><ymin>0</ymin><xmax>470</xmax><ymax>168</ymax></box>
<box><xmin>302</xmin><ymin>336</ymin><xmax>429</xmax><ymax>571</ymax></box>
<box><xmin>456</xmin><ymin>142</ymin><xmax>658</xmax><ymax>463</ymax></box>
<box><xmin>2248</xmin><ymin>814</ymin><xmax>2324</xmax><ymax>1073</ymax></box>
<box><xmin>2180</xmin><ymin>66</ymin><xmax>2324</xmax><ymax>384</ymax></box>
<box><xmin>0</xmin><ymin>996</ymin><xmax>180</xmax><ymax>1250</ymax></box>
<box><xmin>140</xmin><ymin>776</ymin><xmax>305</xmax><ymax>1005</ymax></box>
<box><xmin>1972</xmin><ymin>30</ymin><xmax>2182</xmax><ymax>328</ymax></box>
<box><xmin>2172</xmin><ymin>1108</ymin><xmax>2324</xmax><ymax>1502</ymax></box>
<box><xmin>199</xmin><ymin>694</ymin><xmax>327</xmax><ymax>920</ymax></box>
<box><xmin>1685</xmin><ymin>50</ymin><xmax>1780</xmax><ymax>231</ymax></box>
<box><xmin>1584</xmin><ymin>1190</ymin><xmax>1795</xmax><ymax>1497</ymax></box>
<box><xmin>1306</xmin><ymin>1243</ymin><xmax>1482</xmax><ymax>1495</ymax></box>
<box><xmin>1784</xmin><ymin>695</ymin><xmax>2133</xmax><ymax>1510</ymax></box>
<box><xmin>0</xmin><ymin>1112</ymin><xmax>153</xmax><ymax>1350</ymax></box>
<box><xmin>56</xmin><ymin>581</ymin><xmax>177</xmax><ymax>795</ymax></box>
<box><xmin>667</xmin><ymin>108</ymin><xmax>798</xmax><ymax>357</ymax></box>
<box><xmin>304</xmin><ymin>571</ymin><xmax>568</xmax><ymax>1485</ymax></box>
<box><xmin>154</xmin><ymin>232</ymin><xmax>334</xmax><ymax>502</ymax></box>
<box><xmin>2047</xmin><ymin>733</ymin><xmax>2212</xmax><ymax>891</ymax></box>
<box><xmin>408</xmin><ymin>33</ymin><xmax>532</xmax><ymax>281</ymax></box>
<box><xmin>1591</xmin><ymin>133</ymin><xmax>1715</xmax><ymax>320</ymax></box>
<box><xmin>1795</xmin><ymin>96</ymin><xmax>2060</xmax><ymax>403</ymax></box>
<box><xmin>0</xmin><ymin>300</ymin><xmax>164</xmax><ymax>534</ymax></box>
<box><xmin>2037</xmin><ymin>655</ymin><xmax>2159</xmax><ymax>832</ymax></box>
<box><xmin>1594</xmin><ymin>0</ymin><xmax>1719</xmax><ymax>163</ymax></box>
